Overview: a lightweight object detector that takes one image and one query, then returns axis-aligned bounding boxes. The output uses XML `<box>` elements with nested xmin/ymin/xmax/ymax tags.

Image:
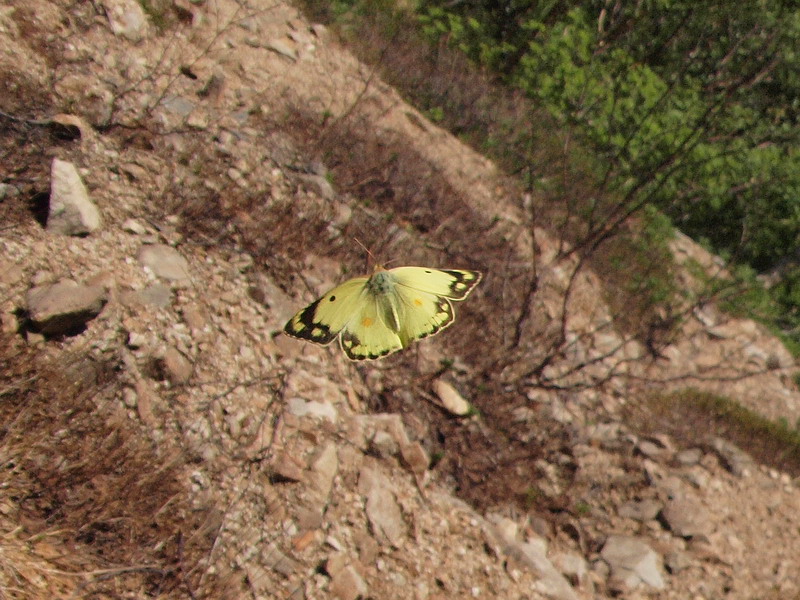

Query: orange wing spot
<box><xmin>361</xmin><ymin>317</ymin><xmax>374</xmax><ymax>327</ymax></box>
<box><xmin>413</xmin><ymin>298</ymin><xmax>423</xmax><ymax>306</ymax></box>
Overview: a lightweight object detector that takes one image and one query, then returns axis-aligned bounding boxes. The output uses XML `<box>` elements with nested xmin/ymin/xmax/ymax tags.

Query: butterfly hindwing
<box><xmin>393</xmin><ymin>287</ymin><xmax>455</xmax><ymax>347</ymax></box>
<box><xmin>339</xmin><ymin>293</ymin><xmax>403</xmax><ymax>360</ymax></box>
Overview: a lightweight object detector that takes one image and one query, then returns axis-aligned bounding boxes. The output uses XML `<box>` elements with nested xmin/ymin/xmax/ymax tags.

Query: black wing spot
<box><xmin>284</xmin><ymin>298</ymin><xmax>335</xmax><ymax>343</ymax></box>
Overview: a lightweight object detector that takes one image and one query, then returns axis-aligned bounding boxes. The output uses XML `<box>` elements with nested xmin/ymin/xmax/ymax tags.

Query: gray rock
<box><xmin>263</xmin><ymin>542</ymin><xmax>299</xmax><ymax>578</ymax></box>
<box><xmin>329</xmin><ymin>564</ymin><xmax>368</xmax><ymax>600</ymax></box>
<box><xmin>485</xmin><ymin>517</ymin><xmax>578</xmax><ymax>600</ymax></box>
<box><xmin>365</xmin><ymin>478</ymin><xmax>406</xmax><ymax>547</ymax></box>
<box><xmin>518</xmin><ymin>538</ymin><xmax>580</xmax><ymax>600</ymax></box>
<box><xmin>102</xmin><ymin>0</ymin><xmax>149</xmax><ymax>41</ymax></box>
<box><xmin>600</xmin><ymin>535</ymin><xmax>665</xmax><ymax>590</ymax></box>
<box><xmin>47</xmin><ymin>159</ymin><xmax>101</xmax><ymax>236</ymax></box>
<box><xmin>400</xmin><ymin>441</ymin><xmax>429</xmax><ymax>475</ymax></box>
<box><xmin>26</xmin><ymin>279</ymin><xmax>106</xmax><ymax>335</ymax></box>
<box><xmin>664</xmin><ymin>550</ymin><xmax>693</xmax><ymax>573</ymax></box>
<box><xmin>370</xmin><ymin>430</ymin><xmax>398</xmax><ymax>458</ymax></box>
<box><xmin>552</xmin><ymin>551</ymin><xmax>591</xmax><ymax>589</ymax></box>
<box><xmin>161</xmin><ymin>346</ymin><xmax>193</xmax><ymax>384</ymax></box>
<box><xmin>266</xmin><ymin>39</ymin><xmax>298</xmax><ymax>61</ymax></box>
<box><xmin>120</xmin><ymin>283</ymin><xmax>172</xmax><ymax>308</ymax></box>
<box><xmin>307</xmin><ymin>442</ymin><xmax>338</xmax><ymax>505</ymax></box>
<box><xmin>675</xmin><ymin>448</ymin><xmax>703</xmax><ymax>466</ymax></box>
<box><xmin>122</xmin><ymin>218</ymin><xmax>149</xmax><ymax>234</ymax></box>
<box><xmin>619</xmin><ymin>499</ymin><xmax>663</xmax><ymax>522</ymax></box>
<box><xmin>659</xmin><ymin>496</ymin><xmax>712</xmax><ymax>538</ymax></box>
<box><xmin>637</xmin><ymin>440</ymin><xmax>666</xmax><ymax>460</ymax></box>
<box><xmin>708</xmin><ymin>437</ymin><xmax>754</xmax><ymax>477</ymax></box>
<box><xmin>286</xmin><ymin>397</ymin><xmax>338</xmax><ymax>422</ymax></box>
<box><xmin>138</xmin><ymin>244</ymin><xmax>190</xmax><ymax>282</ymax></box>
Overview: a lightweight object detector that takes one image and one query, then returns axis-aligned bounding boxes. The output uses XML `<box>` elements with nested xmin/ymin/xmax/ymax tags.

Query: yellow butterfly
<box><xmin>284</xmin><ymin>266</ymin><xmax>482</xmax><ymax>360</ymax></box>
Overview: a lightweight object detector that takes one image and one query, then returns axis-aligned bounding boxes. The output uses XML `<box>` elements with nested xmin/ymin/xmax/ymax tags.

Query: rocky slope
<box><xmin>1</xmin><ymin>0</ymin><xmax>800</xmax><ymax>598</ymax></box>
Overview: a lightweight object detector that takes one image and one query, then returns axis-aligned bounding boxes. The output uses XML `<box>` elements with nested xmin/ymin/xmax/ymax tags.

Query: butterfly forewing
<box><xmin>389</xmin><ymin>267</ymin><xmax>481</xmax><ymax>300</ymax></box>
<box><xmin>284</xmin><ymin>277</ymin><xmax>369</xmax><ymax>345</ymax></box>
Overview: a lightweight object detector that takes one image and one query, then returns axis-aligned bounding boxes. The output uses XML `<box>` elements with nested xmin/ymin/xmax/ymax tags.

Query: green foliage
<box><xmin>574</xmin><ymin>500</ymin><xmax>591</xmax><ymax>516</ymax></box>
<box><xmin>137</xmin><ymin>0</ymin><xmax>171</xmax><ymax>29</ymax></box>
<box><xmin>420</xmin><ymin>0</ymin><xmax>800</xmax><ymax>347</ymax></box>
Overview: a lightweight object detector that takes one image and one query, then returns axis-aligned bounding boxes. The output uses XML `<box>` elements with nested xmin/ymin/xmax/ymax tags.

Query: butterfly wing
<box><xmin>388</xmin><ymin>267</ymin><xmax>482</xmax><ymax>300</ymax></box>
<box><xmin>387</xmin><ymin>267</ymin><xmax>482</xmax><ymax>347</ymax></box>
<box><xmin>338</xmin><ymin>292</ymin><xmax>404</xmax><ymax>360</ymax></box>
<box><xmin>284</xmin><ymin>277</ymin><xmax>370</xmax><ymax>345</ymax></box>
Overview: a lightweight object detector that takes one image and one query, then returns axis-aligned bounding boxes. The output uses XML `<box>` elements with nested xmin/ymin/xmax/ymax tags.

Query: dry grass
<box><xmin>0</xmin><ymin>338</ymin><xmax>222</xmax><ymax>599</ymax></box>
<box><xmin>626</xmin><ymin>388</ymin><xmax>800</xmax><ymax>477</ymax></box>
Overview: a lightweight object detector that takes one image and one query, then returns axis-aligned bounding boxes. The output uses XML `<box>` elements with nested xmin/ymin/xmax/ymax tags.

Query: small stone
<box><xmin>400</xmin><ymin>441</ymin><xmax>429</xmax><ymax>475</ymax></box>
<box><xmin>552</xmin><ymin>552</ymin><xmax>590</xmax><ymax>588</ymax></box>
<box><xmin>271</xmin><ymin>452</ymin><xmax>305</xmax><ymax>483</ymax></box>
<box><xmin>307</xmin><ymin>442</ymin><xmax>338</xmax><ymax>505</ymax></box>
<box><xmin>600</xmin><ymin>535</ymin><xmax>665</xmax><ymax>590</ymax></box>
<box><xmin>138</xmin><ymin>244</ymin><xmax>191</xmax><ymax>282</ymax></box>
<box><xmin>26</xmin><ymin>279</ymin><xmax>107</xmax><ymax>335</ymax></box>
<box><xmin>182</xmin><ymin>304</ymin><xmax>208</xmax><ymax>331</ymax></box>
<box><xmin>708</xmin><ymin>437</ymin><xmax>754</xmax><ymax>477</ymax></box>
<box><xmin>370</xmin><ymin>430</ymin><xmax>398</xmax><ymax>458</ymax></box>
<box><xmin>433</xmin><ymin>379</ymin><xmax>472</xmax><ymax>416</ymax></box>
<box><xmin>47</xmin><ymin>159</ymin><xmax>101</xmax><ymax>236</ymax></box>
<box><xmin>325</xmin><ymin>552</ymin><xmax>348</xmax><ymax>577</ymax></box>
<box><xmin>161</xmin><ymin>346</ymin><xmax>193</xmax><ymax>384</ymax></box>
<box><xmin>325</xmin><ymin>536</ymin><xmax>343</xmax><ymax>552</ymax></box>
<box><xmin>134</xmin><ymin>378</ymin><xmax>159</xmax><ymax>428</ymax></box>
<box><xmin>0</xmin><ymin>260</ymin><xmax>24</xmax><ymax>286</ymax></box>
<box><xmin>127</xmin><ymin>331</ymin><xmax>148</xmax><ymax>349</ymax></box>
<box><xmin>329</xmin><ymin>565</ymin><xmax>368</xmax><ymax>600</ymax></box>
<box><xmin>264</xmin><ymin>542</ymin><xmax>299</xmax><ymax>578</ymax></box>
<box><xmin>120</xmin><ymin>283</ymin><xmax>172</xmax><ymax>308</ymax></box>
<box><xmin>286</xmin><ymin>397</ymin><xmax>338</xmax><ymax>422</ymax></box>
<box><xmin>664</xmin><ymin>550</ymin><xmax>692</xmax><ymax>573</ymax></box>
<box><xmin>102</xmin><ymin>0</ymin><xmax>150</xmax><ymax>41</ymax></box>
<box><xmin>266</xmin><ymin>39</ymin><xmax>298</xmax><ymax>61</ymax></box>
<box><xmin>619</xmin><ymin>499</ymin><xmax>663</xmax><ymax>522</ymax></box>
<box><xmin>122</xmin><ymin>218</ymin><xmax>148</xmax><ymax>234</ymax></box>
<box><xmin>675</xmin><ymin>448</ymin><xmax>703</xmax><ymax>466</ymax></box>
<box><xmin>637</xmin><ymin>440</ymin><xmax>665</xmax><ymax>460</ymax></box>
<box><xmin>292</xmin><ymin>530</ymin><xmax>317</xmax><ymax>552</ymax></box>
<box><xmin>122</xmin><ymin>387</ymin><xmax>137</xmax><ymax>408</ymax></box>
<box><xmin>659</xmin><ymin>496</ymin><xmax>713</xmax><ymax>538</ymax></box>
<box><xmin>355</xmin><ymin>532</ymin><xmax>379</xmax><ymax>565</ymax></box>
<box><xmin>365</xmin><ymin>481</ymin><xmax>406</xmax><ymax>547</ymax></box>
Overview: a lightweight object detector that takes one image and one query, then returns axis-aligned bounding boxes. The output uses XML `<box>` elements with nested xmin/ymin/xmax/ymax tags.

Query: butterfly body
<box><xmin>284</xmin><ymin>266</ymin><xmax>481</xmax><ymax>360</ymax></box>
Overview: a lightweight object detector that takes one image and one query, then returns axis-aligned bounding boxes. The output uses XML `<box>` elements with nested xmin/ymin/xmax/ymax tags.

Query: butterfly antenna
<box><xmin>353</xmin><ymin>237</ymin><xmax>382</xmax><ymax>271</ymax></box>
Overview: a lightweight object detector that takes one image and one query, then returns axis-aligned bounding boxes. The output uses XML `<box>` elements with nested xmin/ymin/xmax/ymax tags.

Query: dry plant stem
<box><xmin>510</xmin><ymin>219</ymin><xmax>540</xmax><ymax>350</ymax></box>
